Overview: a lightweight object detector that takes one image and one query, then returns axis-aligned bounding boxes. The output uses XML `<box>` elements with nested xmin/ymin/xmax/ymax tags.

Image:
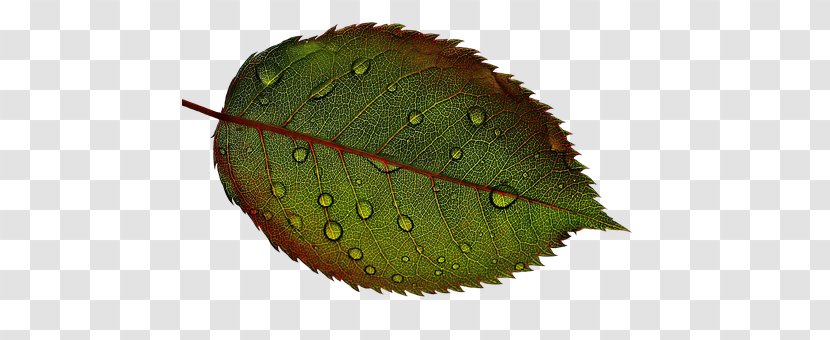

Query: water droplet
<box><xmin>292</xmin><ymin>147</ymin><xmax>308</xmax><ymax>162</ymax></box>
<box><xmin>450</xmin><ymin>147</ymin><xmax>463</xmax><ymax>161</ymax></box>
<box><xmin>323</xmin><ymin>221</ymin><xmax>342</xmax><ymax>241</ymax></box>
<box><xmin>287</xmin><ymin>213</ymin><xmax>303</xmax><ymax>229</ymax></box>
<box><xmin>408</xmin><ymin>110</ymin><xmax>423</xmax><ymax>126</ymax></box>
<box><xmin>271</xmin><ymin>181</ymin><xmax>286</xmax><ymax>198</ymax></box>
<box><xmin>467</xmin><ymin>106</ymin><xmax>486</xmax><ymax>127</ymax></box>
<box><xmin>434</xmin><ymin>270</ymin><xmax>443</xmax><ymax>276</ymax></box>
<box><xmin>355</xmin><ymin>179</ymin><xmax>362</xmax><ymax>186</ymax></box>
<box><xmin>491</xmin><ymin>259</ymin><xmax>498</xmax><ymax>264</ymax></box>
<box><xmin>490</xmin><ymin>184</ymin><xmax>517</xmax><ymax>209</ymax></box>
<box><xmin>348</xmin><ymin>248</ymin><xmax>363</xmax><ymax>260</ymax></box>
<box><xmin>263</xmin><ymin>211</ymin><xmax>273</xmax><ymax>220</ymax></box>
<box><xmin>355</xmin><ymin>200</ymin><xmax>373</xmax><ymax>219</ymax></box>
<box><xmin>311</xmin><ymin>80</ymin><xmax>335</xmax><ymax>99</ymax></box>
<box><xmin>522</xmin><ymin>172</ymin><xmax>529</xmax><ymax>178</ymax></box>
<box><xmin>437</xmin><ymin>256</ymin><xmax>446</xmax><ymax>263</ymax></box>
<box><xmin>317</xmin><ymin>193</ymin><xmax>333</xmax><ymax>207</ymax></box>
<box><xmin>249</xmin><ymin>209</ymin><xmax>257</xmax><ymax>215</ymax></box>
<box><xmin>259</xmin><ymin>96</ymin><xmax>269</xmax><ymax>105</ymax></box>
<box><xmin>391</xmin><ymin>274</ymin><xmax>403</xmax><ymax>283</ymax></box>
<box><xmin>257</xmin><ymin>63</ymin><xmax>282</xmax><ymax>86</ymax></box>
<box><xmin>514</xmin><ymin>262</ymin><xmax>525</xmax><ymax>271</ymax></box>
<box><xmin>364</xmin><ymin>265</ymin><xmax>376</xmax><ymax>275</ymax></box>
<box><xmin>558</xmin><ymin>184</ymin><xmax>564</xmax><ymax>189</ymax></box>
<box><xmin>387</xmin><ymin>83</ymin><xmax>397</xmax><ymax>92</ymax></box>
<box><xmin>416</xmin><ymin>245</ymin><xmax>424</xmax><ymax>254</ymax></box>
<box><xmin>351</xmin><ymin>57</ymin><xmax>371</xmax><ymax>75</ymax></box>
<box><xmin>397</xmin><ymin>215</ymin><xmax>414</xmax><ymax>232</ymax></box>
<box><xmin>493</xmin><ymin>129</ymin><xmax>502</xmax><ymax>137</ymax></box>
<box><xmin>452</xmin><ymin>263</ymin><xmax>460</xmax><ymax>270</ymax></box>
<box><xmin>401</xmin><ymin>256</ymin><xmax>409</xmax><ymax>262</ymax></box>
<box><xmin>368</xmin><ymin>158</ymin><xmax>399</xmax><ymax>173</ymax></box>
<box><xmin>459</xmin><ymin>243</ymin><xmax>471</xmax><ymax>253</ymax></box>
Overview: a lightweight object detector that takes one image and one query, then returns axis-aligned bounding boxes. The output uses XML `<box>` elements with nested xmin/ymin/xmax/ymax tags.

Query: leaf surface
<box><xmin>184</xmin><ymin>23</ymin><xmax>626</xmax><ymax>295</ymax></box>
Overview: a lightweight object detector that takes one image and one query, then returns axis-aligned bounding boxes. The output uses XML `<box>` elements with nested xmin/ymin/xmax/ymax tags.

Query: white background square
<box><xmin>59</xmin><ymin>0</ymin><xmax>89</xmax><ymax>30</ymax></box>
<box><xmin>570</xmin><ymin>31</ymin><xmax>600</xmax><ymax>60</ymax></box>
<box><xmin>720</xmin><ymin>0</ymin><xmax>750</xmax><ymax>30</ymax></box>
<box><xmin>179</xmin><ymin>0</ymin><xmax>211</xmax><ymax>30</ymax></box>
<box><xmin>689</xmin><ymin>31</ymin><xmax>720</xmax><ymax>60</ymax></box>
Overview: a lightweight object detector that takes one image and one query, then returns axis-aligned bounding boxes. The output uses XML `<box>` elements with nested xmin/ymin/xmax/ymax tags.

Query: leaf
<box><xmin>182</xmin><ymin>23</ymin><xmax>627</xmax><ymax>295</ymax></box>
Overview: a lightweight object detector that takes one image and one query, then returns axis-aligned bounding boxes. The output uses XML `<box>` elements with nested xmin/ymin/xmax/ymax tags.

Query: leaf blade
<box><xmin>185</xmin><ymin>23</ymin><xmax>626</xmax><ymax>295</ymax></box>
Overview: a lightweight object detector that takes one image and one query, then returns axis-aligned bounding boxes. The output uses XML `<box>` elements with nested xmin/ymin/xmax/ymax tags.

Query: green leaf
<box><xmin>183</xmin><ymin>23</ymin><xmax>626</xmax><ymax>295</ymax></box>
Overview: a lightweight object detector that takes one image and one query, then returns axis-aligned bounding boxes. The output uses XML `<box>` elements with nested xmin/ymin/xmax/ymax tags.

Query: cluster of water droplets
<box><xmin>312</xmin><ymin>57</ymin><xmax>374</xmax><ymax>101</ymax></box>
<box><xmin>242</xmin><ymin>54</ymin><xmax>536</xmax><ymax>285</ymax></box>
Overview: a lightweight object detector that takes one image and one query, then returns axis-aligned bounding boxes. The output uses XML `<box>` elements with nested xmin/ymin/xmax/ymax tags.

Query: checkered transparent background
<box><xmin>2</xmin><ymin>0</ymin><xmax>829</xmax><ymax>339</ymax></box>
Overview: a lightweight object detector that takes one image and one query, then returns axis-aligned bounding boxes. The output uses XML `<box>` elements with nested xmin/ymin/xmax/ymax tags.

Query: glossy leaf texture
<box><xmin>203</xmin><ymin>23</ymin><xmax>627</xmax><ymax>295</ymax></box>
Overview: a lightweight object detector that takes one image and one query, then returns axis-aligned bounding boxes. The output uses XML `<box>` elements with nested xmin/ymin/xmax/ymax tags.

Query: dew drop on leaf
<box><xmin>311</xmin><ymin>80</ymin><xmax>335</xmax><ymax>99</ymax></box>
<box><xmin>434</xmin><ymin>270</ymin><xmax>443</xmax><ymax>276</ymax></box>
<box><xmin>490</xmin><ymin>184</ymin><xmax>517</xmax><ymax>209</ymax></box>
<box><xmin>391</xmin><ymin>274</ymin><xmax>403</xmax><ymax>283</ymax></box>
<box><xmin>287</xmin><ymin>213</ymin><xmax>303</xmax><ymax>229</ymax></box>
<box><xmin>450</xmin><ymin>147</ymin><xmax>463</xmax><ymax>161</ymax></box>
<box><xmin>257</xmin><ymin>63</ymin><xmax>281</xmax><ymax>86</ymax></box>
<box><xmin>292</xmin><ymin>147</ymin><xmax>308</xmax><ymax>163</ymax></box>
<box><xmin>387</xmin><ymin>83</ymin><xmax>397</xmax><ymax>92</ymax></box>
<box><xmin>348</xmin><ymin>247</ymin><xmax>363</xmax><ymax>260</ymax></box>
<box><xmin>514</xmin><ymin>262</ymin><xmax>525</xmax><ymax>271</ymax></box>
<box><xmin>323</xmin><ymin>220</ymin><xmax>343</xmax><ymax>241</ymax></box>
<box><xmin>356</xmin><ymin>200</ymin><xmax>374</xmax><ymax>219</ymax></box>
<box><xmin>364</xmin><ymin>265</ymin><xmax>376</xmax><ymax>275</ymax></box>
<box><xmin>397</xmin><ymin>215</ymin><xmax>414</xmax><ymax>232</ymax></box>
<box><xmin>401</xmin><ymin>256</ymin><xmax>409</xmax><ymax>262</ymax></box>
<box><xmin>437</xmin><ymin>256</ymin><xmax>446</xmax><ymax>263</ymax></box>
<box><xmin>408</xmin><ymin>110</ymin><xmax>423</xmax><ymax>126</ymax></box>
<box><xmin>452</xmin><ymin>263</ymin><xmax>460</xmax><ymax>270</ymax></box>
<box><xmin>355</xmin><ymin>179</ymin><xmax>362</xmax><ymax>185</ymax></box>
<box><xmin>249</xmin><ymin>209</ymin><xmax>257</xmax><ymax>215</ymax></box>
<box><xmin>459</xmin><ymin>242</ymin><xmax>471</xmax><ymax>253</ymax></box>
<box><xmin>467</xmin><ymin>106</ymin><xmax>486</xmax><ymax>127</ymax></box>
<box><xmin>318</xmin><ymin>193</ymin><xmax>334</xmax><ymax>207</ymax></box>
<box><xmin>493</xmin><ymin>128</ymin><xmax>502</xmax><ymax>137</ymax></box>
<box><xmin>271</xmin><ymin>181</ymin><xmax>286</xmax><ymax>198</ymax></box>
<box><xmin>351</xmin><ymin>57</ymin><xmax>371</xmax><ymax>75</ymax></box>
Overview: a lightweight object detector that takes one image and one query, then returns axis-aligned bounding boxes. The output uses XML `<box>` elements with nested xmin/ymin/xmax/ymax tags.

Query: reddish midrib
<box><xmin>182</xmin><ymin>99</ymin><xmax>566</xmax><ymax>212</ymax></box>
